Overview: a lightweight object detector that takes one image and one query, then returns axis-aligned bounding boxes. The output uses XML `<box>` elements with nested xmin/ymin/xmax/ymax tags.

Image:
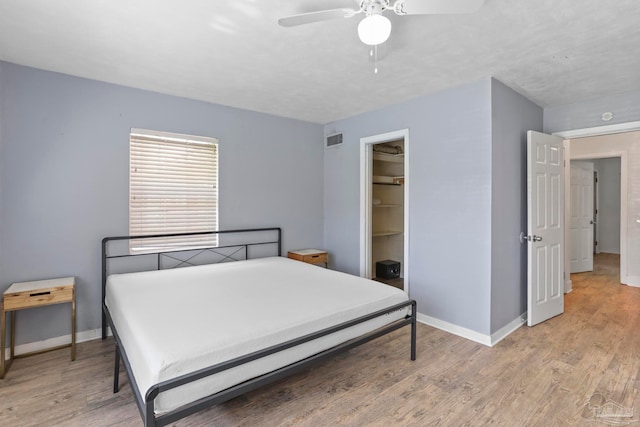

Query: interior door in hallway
<box><xmin>570</xmin><ymin>161</ymin><xmax>594</xmax><ymax>273</ymax></box>
<box><xmin>527</xmin><ymin>131</ymin><xmax>564</xmax><ymax>327</ymax></box>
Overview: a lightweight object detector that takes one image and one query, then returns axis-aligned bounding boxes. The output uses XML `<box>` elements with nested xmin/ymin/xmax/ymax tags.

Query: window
<box><xmin>129</xmin><ymin>128</ymin><xmax>218</xmax><ymax>252</ymax></box>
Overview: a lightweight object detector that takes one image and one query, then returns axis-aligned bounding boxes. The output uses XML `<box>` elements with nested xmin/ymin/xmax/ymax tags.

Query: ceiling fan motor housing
<box><xmin>360</xmin><ymin>0</ymin><xmax>390</xmax><ymax>16</ymax></box>
<box><xmin>360</xmin><ymin>0</ymin><xmax>410</xmax><ymax>16</ymax></box>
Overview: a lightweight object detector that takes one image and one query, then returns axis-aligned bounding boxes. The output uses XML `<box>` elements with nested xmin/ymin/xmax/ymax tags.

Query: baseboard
<box><xmin>564</xmin><ymin>279</ymin><xmax>573</xmax><ymax>293</ymax></box>
<box><xmin>625</xmin><ymin>276</ymin><xmax>640</xmax><ymax>288</ymax></box>
<box><xmin>417</xmin><ymin>313</ymin><xmax>492</xmax><ymax>346</ymax></box>
<box><xmin>490</xmin><ymin>313</ymin><xmax>526</xmax><ymax>346</ymax></box>
<box><xmin>7</xmin><ymin>312</ymin><xmax>528</xmax><ymax>358</ymax></box>
<box><xmin>417</xmin><ymin>312</ymin><xmax>526</xmax><ymax>347</ymax></box>
<box><xmin>4</xmin><ymin>327</ymin><xmax>112</xmax><ymax>360</ymax></box>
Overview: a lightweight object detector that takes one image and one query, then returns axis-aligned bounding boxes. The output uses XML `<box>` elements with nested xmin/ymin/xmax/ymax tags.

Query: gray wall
<box><xmin>324</xmin><ymin>78</ymin><xmax>543</xmax><ymax>337</ymax></box>
<box><xmin>0</xmin><ymin>62</ymin><xmax>324</xmax><ymax>345</ymax></box>
<box><xmin>544</xmin><ymin>89</ymin><xmax>640</xmax><ymax>133</ymax></box>
<box><xmin>489</xmin><ymin>79</ymin><xmax>543</xmax><ymax>333</ymax></box>
<box><xmin>594</xmin><ymin>158</ymin><xmax>621</xmax><ymax>254</ymax></box>
<box><xmin>324</xmin><ymin>78</ymin><xmax>494</xmax><ymax>335</ymax></box>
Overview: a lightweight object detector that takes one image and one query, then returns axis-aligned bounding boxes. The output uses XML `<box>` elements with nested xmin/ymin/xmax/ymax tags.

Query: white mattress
<box><xmin>105</xmin><ymin>256</ymin><xmax>409</xmax><ymax>414</ymax></box>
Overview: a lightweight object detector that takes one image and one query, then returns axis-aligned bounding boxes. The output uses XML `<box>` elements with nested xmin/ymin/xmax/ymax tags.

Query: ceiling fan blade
<box><xmin>393</xmin><ymin>0</ymin><xmax>485</xmax><ymax>15</ymax></box>
<box><xmin>278</xmin><ymin>8</ymin><xmax>358</xmax><ymax>27</ymax></box>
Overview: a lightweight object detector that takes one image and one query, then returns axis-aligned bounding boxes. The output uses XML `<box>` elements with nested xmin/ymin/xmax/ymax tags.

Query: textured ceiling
<box><xmin>0</xmin><ymin>0</ymin><xmax>639</xmax><ymax>124</ymax></box>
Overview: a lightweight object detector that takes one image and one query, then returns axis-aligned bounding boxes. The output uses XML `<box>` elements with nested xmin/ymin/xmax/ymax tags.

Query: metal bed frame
<box><xmin>101</xmin><ymin>228</ymin><xmax>417</xmax><ymax>427</ymax></box>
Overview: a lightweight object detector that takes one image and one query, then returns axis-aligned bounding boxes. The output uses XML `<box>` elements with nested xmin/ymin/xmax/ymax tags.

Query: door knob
<box><xmin>520</xmin><ymin>232</ymin><xmax>542</xmax><ymax>243</ymax></box>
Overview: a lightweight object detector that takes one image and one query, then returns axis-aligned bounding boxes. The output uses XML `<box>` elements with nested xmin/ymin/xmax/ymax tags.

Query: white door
<box><xmin>569</xmin><ymin>161</ymin><xmax>594</xmax><ymax>273</ymax></box>
<box><xmin>527</xmin><ymin>131</ymin><xmax>564</xmax><ymax>327</ymax></box>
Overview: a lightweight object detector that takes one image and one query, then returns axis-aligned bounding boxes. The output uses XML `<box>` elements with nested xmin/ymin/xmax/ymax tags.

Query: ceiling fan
<box><xmin>278</xmin><ymin>0</ymin><xmax>486</xmax><ymax>46</ymax></box>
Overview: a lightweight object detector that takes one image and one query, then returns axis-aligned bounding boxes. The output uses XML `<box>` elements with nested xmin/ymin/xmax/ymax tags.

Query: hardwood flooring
<box><xmin>1</xmin><ymin>253</ymin><xmax>638</xmax><ymax>426</ymax></box>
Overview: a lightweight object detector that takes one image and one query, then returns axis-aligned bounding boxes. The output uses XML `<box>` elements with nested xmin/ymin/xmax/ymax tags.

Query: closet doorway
<box><xmin>360</xmin><ymin>129</ymin><xmax>409</xmax><ymax>293</ymax></box>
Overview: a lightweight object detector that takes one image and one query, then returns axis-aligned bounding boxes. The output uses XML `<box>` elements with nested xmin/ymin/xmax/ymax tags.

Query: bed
<box><xmin>101</xmin><ymin>228</ymin><xmax>417</xmax><ymax>426</ymax></box>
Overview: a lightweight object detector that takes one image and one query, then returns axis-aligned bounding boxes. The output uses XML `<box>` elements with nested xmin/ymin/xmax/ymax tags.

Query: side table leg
<box><xmin>0</xmin><ymin>310</ymin><xmax>12</xmax><ymax>379</ymax></box>
<box><xmin>1</xmin><ymin>309</ymin><xmax>5</xmax><ymax>379</ymax></box>
<box><xmin>71</xmin><ymin>292</ymin><xmax>76</xmax><ymax>361</ymax></box>
<box><xmin>10</xmin><ymin>312</ymin><xmax>15</xmax><ymax>359</ymax></box>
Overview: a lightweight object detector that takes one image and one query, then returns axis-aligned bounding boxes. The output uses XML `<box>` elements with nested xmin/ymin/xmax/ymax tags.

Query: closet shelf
<box><xmin>373</xmin><ymin>204</ymin><xmax>402</xmax><ymax>208</ymax></box>
<box><xmin>373</xmin><ymin>175</ymin><xmax>404</xmax><ymax>185</ymax></box>
<box><xmin>373</xmin><ymin>152</ymin><xmax>404</xmax><ymax>163</ymax></box>
<box><xmin>372</xmin><ymin>230</ymin><xmax>403</xmax><ymax>237</ymax></box>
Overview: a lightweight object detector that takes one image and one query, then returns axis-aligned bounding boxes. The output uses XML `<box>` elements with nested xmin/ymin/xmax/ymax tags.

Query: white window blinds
<box><xmin>129</xmin><ymin>129</ymin><xmax>218</xmax><ymax>252</ymax></box>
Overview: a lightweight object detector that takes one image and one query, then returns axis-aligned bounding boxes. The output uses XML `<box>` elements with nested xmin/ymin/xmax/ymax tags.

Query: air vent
<box><xmin>326</xmin><ymin>133</ymin><xmax>343</xmax><ymax>148</ymax></box>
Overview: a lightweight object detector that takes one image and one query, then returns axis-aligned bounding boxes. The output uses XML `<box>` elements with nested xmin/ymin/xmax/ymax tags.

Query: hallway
<box><xmin>564</xmin><ymin>252</ymin><xmax>640</xmax><ymax>423</ymax></box>
<box><xmin>568</xmin><ymin>252</ymin><xmax>625</xmax><ymax>314</ymax></box>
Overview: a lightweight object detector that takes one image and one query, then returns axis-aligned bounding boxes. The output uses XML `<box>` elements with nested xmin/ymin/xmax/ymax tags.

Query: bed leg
<box><xmin>102</xmin><ymin>313</ymin><xmax>107</xmax><ymax>340</ymax></box>
<box><xmin>113</xmin><ymin>344</ymin><xmax>121</xmax><ymax>393</ymax></box>
<box><xmin>145</xmin><ymin>402</ymin><xmax>155</xmax><ymax>427</ymax></box>
<box><xmin>410</xmin><ymin>301</ymin><xmax>417</xmax><ymax>361</ymax></box>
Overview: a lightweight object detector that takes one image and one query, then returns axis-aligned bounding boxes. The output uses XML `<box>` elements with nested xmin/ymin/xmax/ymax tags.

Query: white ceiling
<box><xmin>1</xmin><ymin>0</ymin><xmax>639</xmax><ymax>124</ymax></box>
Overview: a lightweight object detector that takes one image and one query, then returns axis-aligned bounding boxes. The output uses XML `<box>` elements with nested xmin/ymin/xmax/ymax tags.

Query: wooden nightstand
<box><xmin>288</xmin><ymin>249</ymin><xmax>329</xmax><ymax>268</ymax></box>
<box><xmin>1</xmin><ymin>277</ymin><xmax>76</xmax><ymax>379</ymax></box>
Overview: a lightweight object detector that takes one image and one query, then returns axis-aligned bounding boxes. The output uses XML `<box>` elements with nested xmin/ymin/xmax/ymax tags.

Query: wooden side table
<box><xmin>1</xmin><ymin>277</ymin><xmax>76</xmax><ymax>379</ymax></box>
<box><xmin>288</xmin><ymin>249</ymin><xmax>329</xmax><ymax>268</ymax></box>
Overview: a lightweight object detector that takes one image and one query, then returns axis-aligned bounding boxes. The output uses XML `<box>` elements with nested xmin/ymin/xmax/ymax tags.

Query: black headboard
<box><xmin>101</xmin><ymin>227</ymin><xmax>281</xmax><ymax>339</ymax></box>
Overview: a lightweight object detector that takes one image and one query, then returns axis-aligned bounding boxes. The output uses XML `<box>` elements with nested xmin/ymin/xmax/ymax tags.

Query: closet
<box><xmin>371</xmin><ymin>140</ymin><xmax>405</xmax><ymax>289</ymax></box>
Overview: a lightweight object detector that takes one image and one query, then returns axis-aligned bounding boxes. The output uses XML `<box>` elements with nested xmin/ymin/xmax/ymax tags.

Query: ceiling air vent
<box><xmin>326</xmin><ymin>133</ymin><xmax>343</xmax><ymax>148</ymax></box>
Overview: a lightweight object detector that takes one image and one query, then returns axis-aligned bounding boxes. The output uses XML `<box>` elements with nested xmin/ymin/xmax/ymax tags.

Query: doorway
<box><xmin>557</xmin><ymin>124</ymin><xmax>640</xmax><ymax>290</ymax></box>
<box><xmin>592</xmin><ymin>158</ymin><xmax>622</xmax><ymax>257</ymax></box>
<box><xmin>569</xmin><ymin>158</ymin><xmax>621</xmax><ymax>277</ymax></box>
<box><xmin>569</xmin><ymin>160</ymin><xmax>595</xmax><ymax>274</ymax></box>
<box><xmin>566</xmin><ymin>149</ymin><xmax>627</xmax><ymax>289</ymax></box>
<box><xmin>360</xmin><ymin>129</ymin><xmax>410</xmax><ymax>293</ymax></box>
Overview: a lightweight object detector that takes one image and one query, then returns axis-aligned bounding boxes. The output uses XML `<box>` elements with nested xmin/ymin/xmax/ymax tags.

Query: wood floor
<box><xmin>1</xmin><ymin>253</ymin><xmax>638</xmax><ymax>426</ymax></box>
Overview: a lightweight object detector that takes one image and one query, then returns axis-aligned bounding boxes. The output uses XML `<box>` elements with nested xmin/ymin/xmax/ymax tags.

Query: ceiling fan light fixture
<box><xmin>357</xmin><ymin>14</ymin><xmax>392</xmax><ymax>45</ymax></box>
